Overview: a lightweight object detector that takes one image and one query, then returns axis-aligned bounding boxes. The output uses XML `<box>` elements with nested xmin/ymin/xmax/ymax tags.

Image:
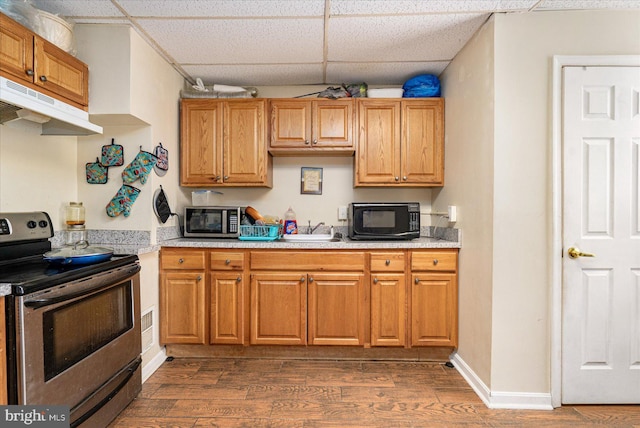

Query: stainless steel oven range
<box><xmin>0</xmin><ymin>212</ymin><xmax>141</xmax><ymax>427</ymax></box>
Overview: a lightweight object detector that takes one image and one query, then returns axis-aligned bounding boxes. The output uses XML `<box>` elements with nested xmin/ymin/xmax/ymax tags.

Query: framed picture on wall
<box><xmin>301</xmin><ymin>167</ymin><xmax>322</xmax><ymax>195</ymax></box>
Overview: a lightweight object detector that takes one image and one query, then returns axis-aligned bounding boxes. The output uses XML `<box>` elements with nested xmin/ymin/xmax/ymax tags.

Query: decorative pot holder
<box><xmin>101</xmin><ymin>138</ymin><xmax>124</xmax><ymax>167</ymax></box>
<box><xmin>86</xmin><ymin>158</ymin><xmax>108</xmax><ymax>184</ymax></box>
<box><xmin>154</xmin><ymin>142</ymin><xmax>169</xmax><ymax>176</ymax></box>
<box><xmin>122</xmin><ymin>147</ymin><xmax>158</xmax><ymax>185</ymax></box>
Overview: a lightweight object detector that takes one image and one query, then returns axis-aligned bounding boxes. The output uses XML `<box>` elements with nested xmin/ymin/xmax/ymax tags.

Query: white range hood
<box><xmin>0</xmin><ymin>76</ymin><xmax>102</xmax><ymax>136</ymax></box>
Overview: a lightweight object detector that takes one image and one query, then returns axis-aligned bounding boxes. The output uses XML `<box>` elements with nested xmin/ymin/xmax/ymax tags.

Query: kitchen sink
<box><xmin>281</xmin><ymin>229</ymin><xmax>339</xmax><ymax>242</ymax></box>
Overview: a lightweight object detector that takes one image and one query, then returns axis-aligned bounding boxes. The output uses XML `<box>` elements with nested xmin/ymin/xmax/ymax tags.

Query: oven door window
<box><xmin>43</xmin><ymin>281</ymin><xmax>133</xmax><ymax>381</ymax></box>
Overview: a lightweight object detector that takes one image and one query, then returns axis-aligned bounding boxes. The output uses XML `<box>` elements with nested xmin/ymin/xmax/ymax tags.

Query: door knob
<box><xmin>567</xmin><ymin>247</ymin><xmax>595</xmax><ymax>259</ymax></box>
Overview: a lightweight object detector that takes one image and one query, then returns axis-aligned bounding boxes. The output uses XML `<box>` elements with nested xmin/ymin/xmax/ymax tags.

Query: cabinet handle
<box><xmin>373</xmin><ymin>277</ymin><xmax>378</xmax><ymax>284</ymax></box>
<box><xmin>433</xmin><ymin>259</ymin><xmax>439</xmax><ymax>265</ymax></box>
<box><xmin>308</xmin><ymin>277</ymin><xmax>314</xmax><ymax>283</ymax></box>
<box><xmin>385</xmin><ymin>259</ymin><xmax>390</xmax><ymax>266</ymax></box>
<box><xmin>236</xmin><ymin>276</ymin><xmax>241</xmax><ymax>282</ymax></box>
<box><xmin>214</xmin><ymin>175</ymin><xmax>221</xmax><ymax>181</ymax></box>
<box><xmin>415</xmin><ymin>277</ymin><xmax>420</xmax><ymax>284</ymax></box>
<box><xmin>197</xmin><ymin>275</ymin><xmax>202</xmax><ymax>281</ymax></box>
<box><xmin>312</xmin><ymin>139</ymin><xmax>318</xmax><ymax>145</ymax></box>
<box><xmin>26</xmin><ymin>69</ymin><xmax>34</xmax><ymax>76</ymax></box>
<box><xmin>305</xmin><ymin>140</ymin><xmax>310</xmax><ymax>145</ymax></box>
<box><xmin>223</xmin><ymin>175</ymin><xmax>229</xmax><ymax>180</ymax></box>
<box><xmin>225</xmin><ymin>259</ymin><xmax>231</xmax><ymax>265</ymax></box>
<box><xmin>394</xmin><ymin>176</ymin><xmax>399</xmax><ymax>181</ymax></box>
<box><xmin>178</xmin><ymin>258</ymin><xmax>184</xmax><ymax>264</ymax></box>
<box><xmin>300</xmin><ymin>276</ymin><xmax>305</xmax><ymax>282</ymax></box>
<box><xmin>403</xmin><ymin>176</ymin><xmax>407</xmax><ymax>181</ymax></box>
<box><xmin>39</xmin><ymin>75</ymin><xmax>47</xmax><ymax>82</ymax></box>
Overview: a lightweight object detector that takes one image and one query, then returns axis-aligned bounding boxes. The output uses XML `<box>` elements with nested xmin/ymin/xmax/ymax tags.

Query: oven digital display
<box><xmin>362</xmin><ymin>210</ymin><xmax>396</xmax><ymax>228</ymax></box>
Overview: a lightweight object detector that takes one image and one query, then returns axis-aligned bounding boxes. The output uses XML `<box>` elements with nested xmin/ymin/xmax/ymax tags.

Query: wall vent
<box><xmin>141</xmin><ymin>307</ymin><xmax>154</xmax><ymax>353</ymax></box>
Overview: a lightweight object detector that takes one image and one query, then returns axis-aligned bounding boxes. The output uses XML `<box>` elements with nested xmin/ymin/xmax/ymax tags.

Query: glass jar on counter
<box><xmin>65</xmin><ymin>202</ymin><xmax>85</xmax><ymax>226</ymax></box>
<box><xmin>65</xmin><ymin>224</ymin><xmax>88</xmax><ymax>246</ymax></box>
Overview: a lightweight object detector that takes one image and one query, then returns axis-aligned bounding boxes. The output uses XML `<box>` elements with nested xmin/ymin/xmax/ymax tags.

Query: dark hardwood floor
<box><xmin>109</xmin><ymin>358</ymin><xmax>640</xmax><ymax>427</ymax></box>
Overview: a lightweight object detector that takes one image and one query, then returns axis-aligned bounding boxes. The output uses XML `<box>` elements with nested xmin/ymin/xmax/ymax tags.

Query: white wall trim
<box><xmin>142</xmin><ymin>347</ymin><xmax>167</xmax><ymax>383</ymax></box>
<box><xmin>452</xmin><ymin>353</ymin><xmax>553</xmax><ymax>410</ymax></box>
<box><xmin>550</xmin><ymin>54</ymin><xmax>640</xmax><ymax>408</ymax></box>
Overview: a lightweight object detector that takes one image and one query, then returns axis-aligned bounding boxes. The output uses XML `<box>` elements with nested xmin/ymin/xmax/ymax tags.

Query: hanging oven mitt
<box><xmin>154</xmin><ymin>142</ymin><xmax>169</xmax><ymax>177</ymax></box>
<box><xmin>122</xmin><ymin>147</ymin><xmax>158</xmax><ymax>185</ymax></box>
<box><xmin>101</xmin><ymin>138</ymin><xmax>124</xmax><ymax>167</ymax></box>
<box><xmin>106</xmin><ymin>184</ymin><xmax>141</xmax><ymax>217</ymax></box>
<box><xmin>86</xmin><ymin>157</ymin><xmax>108</xmax><ymax>184</ymax></box>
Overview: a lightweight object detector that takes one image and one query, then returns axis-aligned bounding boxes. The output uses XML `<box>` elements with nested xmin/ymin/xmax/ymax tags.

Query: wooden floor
<box><xmin>109</xmin><ymin>358</ymin><xmax>640</xmax><ymax>427</ymax></box>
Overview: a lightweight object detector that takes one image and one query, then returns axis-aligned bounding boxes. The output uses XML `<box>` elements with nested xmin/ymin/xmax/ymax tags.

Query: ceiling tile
<box><xmin>327</xmin><ymin>14</ymin><xmax>489</xmax><ymax>62</ymax></box>
<box><xmin>326</xmin><ymin>62</ymin><xmax>449</xmax><ymax>86</ymax></box>
<box><xmin>137</xmin><ymin>18</ymin><xmax>324</xmax><ymax>63</ymax></box>
<box><xmin>331</xmin><ymin>0</ymin><xmax>539</xmax><ymax>15</ymax></box>
<box><xmin>182</xmin><ymin>64</ymin><xmax>325</xmax><ymax>86</ymax></box>
<box><xmin>30</xmin><ymin>0</ymin><xmax>123</xmax><ymax>17</ymax></box>
<box><xmin>118</xmin><ymin>0</ymin><xmax>324</xmax><ymax>17</ymax></box>
<box><xmin>535</xmin><ymin>0</ymin><xmax>640</xmax><ymax>10</ymax></box>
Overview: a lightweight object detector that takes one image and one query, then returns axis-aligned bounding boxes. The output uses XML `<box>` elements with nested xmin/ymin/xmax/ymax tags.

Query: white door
<box><xmin>562</xmin><ymin>65</ymin><xmax>640</xmax><ymax>404</ymax></box>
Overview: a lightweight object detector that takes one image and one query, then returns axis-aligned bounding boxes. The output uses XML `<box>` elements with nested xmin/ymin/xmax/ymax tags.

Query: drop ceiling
<box><xmin>29</xmin><ymin>0</ymin><xmax>639</xmax><ymax>87</ymax></box>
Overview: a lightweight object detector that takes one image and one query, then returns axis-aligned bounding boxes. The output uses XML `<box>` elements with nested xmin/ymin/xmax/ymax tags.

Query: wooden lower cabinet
<box><xmin>160</xmin><ymin>248</ymin><xmax>458</xmax><ymax>353</ymax></box>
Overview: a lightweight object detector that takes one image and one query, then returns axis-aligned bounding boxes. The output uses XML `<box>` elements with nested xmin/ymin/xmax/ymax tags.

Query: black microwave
<box><xmin>184</xmin><ymin>206</ymin><xmax>241</xmax><ymax>238</ymax></box>
<box><xmin>348</xmin><ymin>202</ymin><xmax>420</xmax><ymax>240</ymax></box>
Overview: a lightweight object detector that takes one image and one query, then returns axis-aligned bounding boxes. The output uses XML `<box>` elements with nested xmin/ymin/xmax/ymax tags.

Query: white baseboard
<box><xmin>451</xmin><ymin>353</ymin><xmax>554</xmax><ymax>410</ymax></box>
<box><xmin>141</xmin><ymin>347</ymin><xmax>167</xmax><ymax>383</ymax></box>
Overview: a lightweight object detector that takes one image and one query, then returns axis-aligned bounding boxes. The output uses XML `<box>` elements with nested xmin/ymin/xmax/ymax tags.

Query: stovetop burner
<box><xmin>0</xmin><ymin>253</ymin><xmax>139</xmax><ymax>295</ymax></box>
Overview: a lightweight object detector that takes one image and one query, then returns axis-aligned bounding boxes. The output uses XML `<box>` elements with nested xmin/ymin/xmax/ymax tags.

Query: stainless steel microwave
<box><xmin>184</xmin><ymin>206</ymin><xmax>241</xmax><ymax>238</ymax></box>
<box><xmin>348</xmin><ymin>202</ymin><xmax>420</xmax><ymax>240</ymax></box>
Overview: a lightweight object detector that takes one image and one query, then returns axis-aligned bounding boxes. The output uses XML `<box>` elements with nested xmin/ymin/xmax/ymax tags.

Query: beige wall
<box><xmin>437</xmin><ymin>18</ymin><xmax>496</xmax><ymax>388</ymax></box>
<box><xmin>438</xmin><ymin>9</ymin><xmax>640</xmax><ymax>398</ymax></box>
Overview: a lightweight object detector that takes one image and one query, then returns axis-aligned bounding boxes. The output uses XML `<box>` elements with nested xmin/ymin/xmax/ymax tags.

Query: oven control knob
<box><xmin>27</xmin><ymin>220</ymin><xmax>37</xmax><ymax>229</ymax></box>
<box><xmin>38</xmin><ymin>220</ymin><xmax>48</xmax><ymax>228</ymax></box>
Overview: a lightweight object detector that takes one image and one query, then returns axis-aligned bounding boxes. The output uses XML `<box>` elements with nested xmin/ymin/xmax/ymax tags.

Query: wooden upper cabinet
<box><xmin>355</xmin><ymin>98</ymin><xmax>444</xmax><ymax>187</ymax></box>
<box><xmin>0</xmin><ymin>13</ymin><xmax>88</xmax><ymax>109</ymax></box>
<box><xmin>269</xmin><ymin>99</ymin><xmax>355</xmax><ymax>155</ymax></box>
<box><xmin>180</xmin><ymin>99</ymin><xmax>272</xmax><ymax>187</ymax></box>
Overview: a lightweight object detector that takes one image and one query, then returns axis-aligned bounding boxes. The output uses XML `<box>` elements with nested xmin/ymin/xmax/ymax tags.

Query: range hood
<box><xmin>0</xmin><ymin>76</ymin><xmax>102</xmax><ymax>136</ymax></box>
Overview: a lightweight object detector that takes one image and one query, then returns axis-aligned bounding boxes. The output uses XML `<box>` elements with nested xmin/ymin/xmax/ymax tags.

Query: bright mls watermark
<box><xmin>1</xmin><ymin>406</ymin><xmax>69</xmax><ymax>427</ymax></box>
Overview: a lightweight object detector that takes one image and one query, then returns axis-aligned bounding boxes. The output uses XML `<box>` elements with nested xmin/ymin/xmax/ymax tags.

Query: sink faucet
<box><xmin>307</xmin><ymin>221</ymin><xmax>325</xmax><ymax>234</ymax></box>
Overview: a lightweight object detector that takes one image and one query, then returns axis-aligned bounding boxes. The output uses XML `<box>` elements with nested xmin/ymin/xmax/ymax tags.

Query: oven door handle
<box><xmin>70</xmin><ymin>356</ymin><xmax>142</xmax><ymax>428</ymax></box>
<box><xmin>24</xmin><ymin>265</ymin><xmax>140</xmax><ymax>309</ymax></box>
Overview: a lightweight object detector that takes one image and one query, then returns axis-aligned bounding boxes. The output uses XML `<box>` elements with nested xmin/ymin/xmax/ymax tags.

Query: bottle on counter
<box><xmin>65</xmin><ymin>202</ymin><xmax>85</xmax><ymax>226</ymax></box>
<box><xmin>283</xmin><ymin>206</ymin><xmax>298</xmax><ymax>234</ymax></box>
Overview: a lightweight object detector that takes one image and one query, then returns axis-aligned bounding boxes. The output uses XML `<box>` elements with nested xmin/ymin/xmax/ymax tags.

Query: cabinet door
<box><xmin>210</xmin><ymin>272</ymin><xmax>245</xmax><ymax>344</ymax></box>
<box><xmin>223</xmin><ymin>99</ymin><xmax>271</xmax><ymax>186</ymax></box>
<box><xmin>0</xmin><ymin>13</ymin><xmax>34</xmax><ymax>85</ymax></box>
<box><xmin>402</xmin><ymin>99</ymin><xmax>444</xmax><ymax>185</ymax></box>
<box><xmin>410</xmin><ymin>273</ymin><xmax>457</xmax><ymax>347</ymax></box>
<box><xmin>355</xmin><ymin>100</ymin><xmax>401</xmax><ymax>185</ymax></box>
<box><xmin>371</xmin><ymin>273</ymin><xmax>406</xmax><ymax>347</ymax></box>
<box><xmin>160</xmin><ymin>272</ymin><xmax>207</xmax><ymax>344</ymax></box>
<box><xmin>269</xmin><ymin>100</ymin><xmax>311</xmax><ymax>149</ymax></box>
<box><xmin>312</xmin><ymin>99</ymin><xmax>354</xmax><ymax>149</ymax></box>
<box><xmin>250</xmin><ymin>272</ymin><xmax>307</xmax><ymax>345</ymax></box>
<box><xmin>180</xmin><ymin>99</ymin><xmax>223</xmax><ymax>186</ymax></box>
<box><xmin>34</xmin><ymin>37</ymin><xmax>88</xmax><ymax>107</ymax></box>
<box><xmin>308</xmin><ymin>273</ymin><xmax>364</xmax><ymax>346</ymax></box>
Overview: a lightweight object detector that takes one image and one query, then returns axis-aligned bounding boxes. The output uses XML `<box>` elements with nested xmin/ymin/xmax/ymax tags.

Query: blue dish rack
<box><xmin>238</xmin><ymin>224</ymin><xmax>282</xmax><ymax>241</ymax></box>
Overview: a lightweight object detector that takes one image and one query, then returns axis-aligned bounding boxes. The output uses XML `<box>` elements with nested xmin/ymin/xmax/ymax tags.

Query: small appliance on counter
<box><xmin>348</xmin><ymin>202</ymin><xmax>420</xmax><ymax>240</ymax></box>
<box><xmin>183</xmin><ymin>206</ymin><xmax>242</xmax><ymax>238</ymax></box>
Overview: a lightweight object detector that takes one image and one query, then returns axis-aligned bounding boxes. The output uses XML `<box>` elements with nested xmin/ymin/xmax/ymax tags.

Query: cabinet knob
<box><xmin>433</xmin><ymin>259</ymin><xmax>439</xmax><ymax>265</ymax></box>
<box><xmin>39</xmin><ymin>75</ymin><xmax>47</xmax><ymax>82</ymax></box>
<box><xmin>395</xmin><ymin>176</ymin><xmax>399</xmax><ymax>181</ymax></box>
<box><xmin>236</xmin><ymin>276</ymin><xmax>241</xmax><ymax>282</ymax></box>
<box><xmin>225</xmin><ymin>259</ymin><xmax>231</xmax><ymax>265</ymax></box>
<box><xmin>178</xmin><ymin>258</ymin><xmax>184</xmax><ymax>264</ymax></box>
<box><xmin>305</xmin><ymin>140</ymin><xmax>310</xmax><ymax>145</ymax></box>
<box><xmin>312</xmin><ymin>139</ymin><xmax>318</xmax><ymax>145</ymax></box>
<box><xmin>197</xmin><ymin>275</ymin><xmax>202</xmax><ymax>281</ymax></box>
<box><xmin>415</xmin><ymin>277</ymin><xmax>420</xmax><ymax>284</ymax></box>
<box><xmin>300</xmin><ymin>276</ymin><xmax>305</xmax><ymax>282</ymax></box>
<box><xmin>385</xmin><ymin>259</ymin><xmax>391</xmax><ymax>266</ymax></box>
<box><xmin>215</xmin><ymin>175</ymin><xmax>221</xmax><ymax>181</ymax></box>
<box><xmin>403</xmin><ymin>176</ymin><xmax>407</xmax><ymax>181</ymax></box>
<box><xmin>223</xmin><ymin>175</ymin><xmax>229</xmax><ymax>180</ymax></box>
<box><xmin>373</xmin><ymin>277</ymin><xmax>378</xmax><ymax>284</ymax></box>
<box><xmin>308</xmin><ymin>277</ymin><xmax>314</xmax><ymax>283</ymax></box>
<box><xmin>26</xmin><ymin>69</ymin><xmax>34</xmax><ymax>76</ymax></box>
